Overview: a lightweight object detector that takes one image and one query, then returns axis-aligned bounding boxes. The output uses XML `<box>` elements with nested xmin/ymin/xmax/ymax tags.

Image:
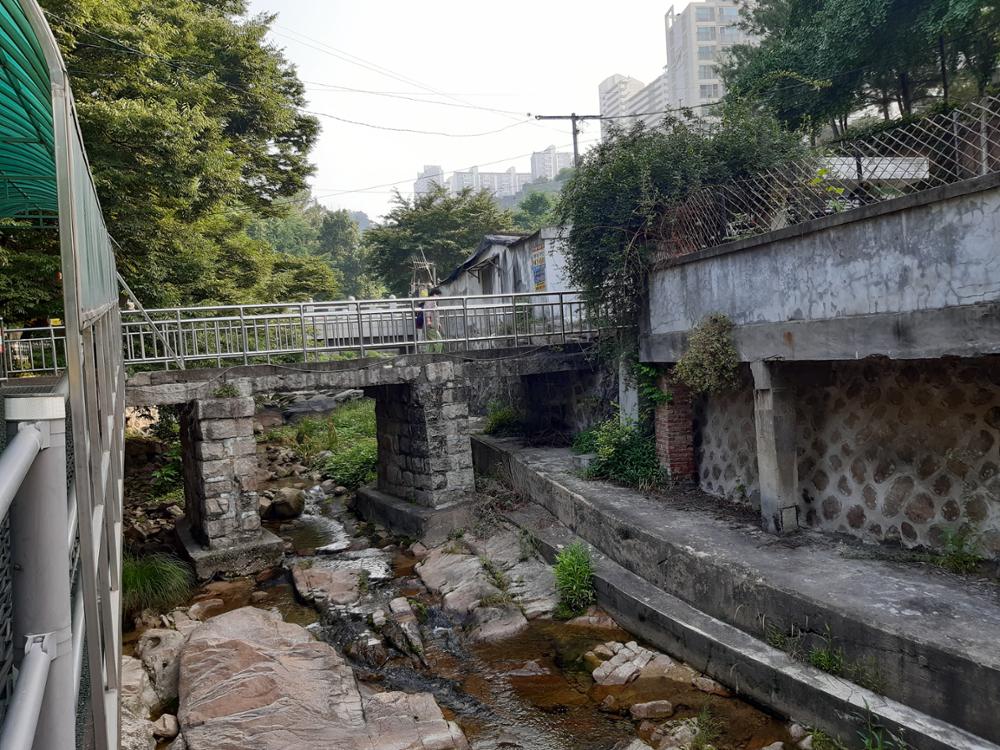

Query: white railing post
<box><xmin>3</xmin><ymin>391</ymin><xmax>74</xmax><ymax>750</ymax></box>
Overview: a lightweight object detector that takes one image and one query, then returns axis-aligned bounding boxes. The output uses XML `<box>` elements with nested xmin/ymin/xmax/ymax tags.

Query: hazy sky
<box><xmin>247</xmin><ymin>1</ymin><xmax>672</xmax><ymax>220</ymax></box>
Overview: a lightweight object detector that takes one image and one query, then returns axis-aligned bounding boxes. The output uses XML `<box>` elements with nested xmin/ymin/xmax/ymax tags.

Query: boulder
<box><xmin>629</xmin><ymin>700</ymin><xmax>674</xmax><ymax>720</ymax></box>
<box><xmin>188</xmin><ymin>598</ymin><xmax>225</xmax><ymax>622</ymax></box>
<box><xmin>292</xmin><ymin>563</ymin><xmax>360</xmax><ymax>605</ymax></box>
<box><xmin>136</xmin><ymin>628</ymin><xmax>186</xmax><ymax>706</ymax></box>
<box><xmin>467</xmin><ymin>606</ymin><xmax>529</xmax><ymax>643</ymax></box>
<box><xmin>691</xmin><ymin>675</ymin><xmax>732</xmax><ymax>697</ymax></box>
<box><xmin>177</xmin><ymin>607</ymin><xmax>468</xmax><ymax>750</ymax></box>
<box><xmin>121</xmin><ymin>655</ymin><xmax>156</xmax><ymax>750</ymax></box>
<box><xmin>416</xmin><ymin>549</ymin><xmax>500</xmax><ymax>614</ymax></box>
<box><xmin>267</xmin><ymin>487</ymin><xmax>306</xmax><ymax>519</ymax></box>
<box><xmin>153</xmin><ymin>714</ymin><xmax>180</xmax><ymax>740</ymax></box>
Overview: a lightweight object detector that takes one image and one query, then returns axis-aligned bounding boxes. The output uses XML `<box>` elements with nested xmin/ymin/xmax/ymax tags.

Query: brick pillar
<box><xmin>372</xmin><ymin>375</ymin><xmax>474</xmax><ymax>509</ymax></box>
<box><xmin>179</xmin><ymin>397</ymin><xmax>261</xmax><ymax>547</ymax></box>
<box><xmin>654</xmin><ymin>374</ymin><xmax>697</xmax><ymax>482</ymax></box>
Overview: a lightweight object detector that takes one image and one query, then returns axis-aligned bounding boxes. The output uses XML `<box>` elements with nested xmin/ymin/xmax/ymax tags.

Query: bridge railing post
<box><xmin>299</xmin><ymin>302</ymin><xmax>308</xmax><ymax>363</ymax></box>
<box><xmin>356</xmin><ymin>301</ymin><xmax>366</xmax><ymax>358</ymax></box>
<box><xmin>239</xmin><ymin>306</ymin><xmax>249</xmax><ymax>366</ymax></box>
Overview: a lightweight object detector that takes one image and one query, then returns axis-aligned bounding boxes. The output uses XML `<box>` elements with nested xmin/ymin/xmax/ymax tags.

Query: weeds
<box><xmin>212</xmin><ymin>383</ymin><xmax>239</xmax><ymax>398</ymax></box>
<box><xmin>810</xmin><ymin>729</ymin><xmax>848</xmax><ymax>750</ymax></box>
<box><xmin>858</xmin><ymin>708</ymin><xmax>909</xmax><ymax>749</ymax></box>
<box><xmin>267</xmin><ymin>398</ymin><xmax>376</xmax><ymax>467</ymax></box>
<box><xmin>691</xmin><ymin>707</ymin><xmax>724</xmax><ymax>750</ymax></box>
<box><xmin>553</xmin><ymin>542</ymin><xmax>595</xmax><ymax>619</ymax></box>
<box><xmin>323</xmin><ymin>438</ymin><xmax>377</xmax><ymax>489</ymax></box>
<box><xmin>483</xmin><ymin>401</ymin><xmax>522</xmax><ymax>436</ymax></box>
<box><xmin>151</xmin><ymin>442</ymin><xmax>183</xmax><ymax>496</ymax></box>
<box><xmin>582</xmin><ymin>418</ymin><xmax>664</xmax><ymax>489</ymax></box>
<box><xmin>480</xmin><ymin>556</ymin><xmax>511</xmax><ymax>592</ymax></box>
<box><xmin>357</xmin><ymin>570</ymin><xmax>370</xmax><ymax>595</ymax></box>
<box><xmin>571</xmin><ymin>425</ymin><xmax>600</xmax><ymax>454</ymax></box>
<box><xmin>934</xmin><ymin>526</ymin><xmax>982</xmax><ymax>574</ymax></box>
<box><xmin>122</xmin><ymin>553</ymin><xmax>192</xmax><ymax>619</ymax></box>
<box><xmin>808</xmin><ymin>628</ymin><xmax>845</xmax><ymax>676</ymax></box>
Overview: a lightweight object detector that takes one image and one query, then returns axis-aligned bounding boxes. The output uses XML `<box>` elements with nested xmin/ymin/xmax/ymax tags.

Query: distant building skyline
<box><xmin>530</xmin><ymin>145</ymin><xmax>574</xmax><ymax>181</ymax></box>
<box><xmin>412</xmin><ymin>145</ymin><xmax>573</xmax><ymax>200</ymax></box>
<box><xmin>597</xmin><ymin>0</ymin><xmax>758</xmax><ymax>136</ymax></box>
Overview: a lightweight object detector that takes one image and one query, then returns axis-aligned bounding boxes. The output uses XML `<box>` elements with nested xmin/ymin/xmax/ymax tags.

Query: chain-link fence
<box><xmin>660</xmin><ymin>95</ymin><xmax>1000</xmax><ymax>257</ymax></box>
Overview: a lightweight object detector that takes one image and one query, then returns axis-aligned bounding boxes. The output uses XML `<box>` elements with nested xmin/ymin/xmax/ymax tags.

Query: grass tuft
<box><xmin>553</xmin><ymin>541</ymin><xmax>595</xmax><ymax>619</ymax></box>
<box><xmin>122</xmin><ymin>552</ymin><xmax>193</xmax><ymax>619</ymax></box>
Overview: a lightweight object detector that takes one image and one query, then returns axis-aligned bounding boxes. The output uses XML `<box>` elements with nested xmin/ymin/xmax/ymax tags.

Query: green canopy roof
<box><xmin>0</xmin><ymin>0</ymin><xmax>54</xmax><ymax>222</ymax></box>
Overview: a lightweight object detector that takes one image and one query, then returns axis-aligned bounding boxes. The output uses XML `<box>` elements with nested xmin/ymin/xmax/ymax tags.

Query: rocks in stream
<box><xmin>176</xmin><ymin>606</ymin><xmax>469</xmax><ymax>750</ymax></box>
<box><xmin>292</xmin><ymin>563</ymin><xmax>361</xmax><ymax>605</ymax></box>
<box><xmin>136</xmin><ymin>628</ymin><xmax>186</xmax><ymax>707</ymax></box>
<box><xmin>266</xmin><ymin>486</ymin><xmax>306</xmax><ymax>519</ymax></box>
<box><xmin>467</xmin><ymin>606</ymin><xmax>528</xmax><ymax>642</ymax></box>
<box><xmin>121</xmin><ymin>654</ymin><xmax>157</xmax><ymax>750</ymax></box>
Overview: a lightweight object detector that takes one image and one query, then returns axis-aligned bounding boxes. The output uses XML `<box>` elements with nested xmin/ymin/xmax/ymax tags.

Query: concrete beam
<box><xmin>750</xmin><ymin>361</ymin><xmax>799</xmax><ymax>534</ymax></box>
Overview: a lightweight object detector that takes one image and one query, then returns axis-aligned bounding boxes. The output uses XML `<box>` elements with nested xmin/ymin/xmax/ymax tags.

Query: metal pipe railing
<box><xmin>0</xmin><ymin>425</ymin><xmax>42</xmax><ymax>520</ymax></box>
<box><xmin>0</xmin><ymin>636</ymin><xmax>54</xmax><ymax>750</ymax></box>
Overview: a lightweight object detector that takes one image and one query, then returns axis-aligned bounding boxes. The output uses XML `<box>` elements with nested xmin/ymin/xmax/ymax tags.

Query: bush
<box><xmin>571</xmin><ymin>425</ymin><xmax>600</xmax><ymax>454</ymax></box>
<box><xmin>266</xmin><ymin>398</ymin><xmax>376</xmax><ymax>466</ymax></box>
<box><xmin>151</xmin><ymin>442</ymin><xmax>183</xmax><ymax>496</ymax></box>
<box><xmin>554</xmin><ymin>541</ymin><xmax>595</xmax><ymax>619</ymax></box>
<box><xmin>673</xmin><ymin>313</ymin><xmax>740</xmax><ymax>395</ymax></box>
<box><xmin>483</xmin><ymin>401</ymin><xmax>522</xmax><ymax>436</ymax></box>
<box><xmin>585</xmin><ymin>418</ymin><xmax>664</xmax><ymax>489</ymax></box>
<box><xmin>323</xmin><ymin>438</ymin><xmax>377</xmax><ymax>489</ymax></box>
<box><xmin>122</xmin><ymin>553</ymin><xmax>192</xmax><ymax>618</ymax></box>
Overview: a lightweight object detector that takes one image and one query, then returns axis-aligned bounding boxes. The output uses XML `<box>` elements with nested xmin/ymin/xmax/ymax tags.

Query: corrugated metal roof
<box><xmin>0</xmin><ymin>0</ymin><xmax>55</xmax><ymax>222</ymax></box>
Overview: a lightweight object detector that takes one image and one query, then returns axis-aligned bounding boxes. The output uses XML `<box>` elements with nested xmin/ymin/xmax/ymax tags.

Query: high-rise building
<box><xmin>414</xmin><ymin>165</ymin><xmax>444</xmax><ymax>197</ymax></box>
<box><xmin>598</xmin><ymin>74</ymin><xmax>645</xmax><ymax>138</ymax></box>
<box><xmin>530</xmin><ymin>145</ymin><xmax>574</xmax><ymax>181</ymax></box>
<box><xmin>448</xmin><ymin>166</ymin><xmax>531</xmax><ymax>198</ymax></box>
<box><xmin>665</xmin><ymin>1</ymin><xmax>756</xmax><ymax>112</ymax></box>
<box><xmin>597</xmin><ymin>1</ymin><xmax>757</xmax><ymax>138</ymax></box>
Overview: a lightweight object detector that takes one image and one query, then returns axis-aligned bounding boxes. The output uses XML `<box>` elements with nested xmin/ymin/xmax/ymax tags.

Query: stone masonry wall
<box><xmin>695</xmin><ymin>357</ymin><xmax>1000</xmax><ymax>557</ymax></box>
<box><xmin>370</xmin><ymin>382</ymin><xmax>475</xmax><ymax>508</ymax></box>
<box><xmin>179</xmin><ymin>397</ymin><xmax>261</xmax><ymax>548</ymax></box>
<box><xmin>520</xmin><ymin>369</ymin><xmax>614</xmax><ymax>439</ymax></box>
<box><xmin>694</xmin><ymin>370</ymin><xmax>759</xmax><ymax>507</ymax></box>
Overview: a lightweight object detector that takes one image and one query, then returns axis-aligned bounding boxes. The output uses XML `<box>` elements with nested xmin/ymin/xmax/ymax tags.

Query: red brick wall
<box><xmin>654</xmin><ymin>374</ymin><xmax>696</xmax><ymax>482</ymax></box>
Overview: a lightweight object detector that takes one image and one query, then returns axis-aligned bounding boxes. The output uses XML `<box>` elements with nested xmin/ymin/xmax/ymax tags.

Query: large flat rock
<box><xmin>177</xmin><ymin>606</ymin><xmax>468</xmax><ymax>750</ymax></box>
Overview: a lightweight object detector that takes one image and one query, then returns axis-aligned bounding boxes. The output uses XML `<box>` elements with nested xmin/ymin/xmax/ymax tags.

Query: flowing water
<box><xmin>180</xmin><ymin>480</ymin><xmax>791</xmax><ymax>750</ymax></box>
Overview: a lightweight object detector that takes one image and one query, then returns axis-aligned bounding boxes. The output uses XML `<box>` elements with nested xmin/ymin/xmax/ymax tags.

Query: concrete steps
<box><xmin>473</xmin><ymin>435</ymin><xmax>1000</xmax><ymax>750</ymax></box>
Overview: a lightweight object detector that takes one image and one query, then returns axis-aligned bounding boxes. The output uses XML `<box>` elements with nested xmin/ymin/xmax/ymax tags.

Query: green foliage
<box><xmin>365</xmin><ymin>185</ymin><xmax>515</xmax><ymax>295</ymax></box>
<box><xmin>267</xmin><ymin>398</ymin><xmax>376</xmax><ymax>466</ymax></box>
<box><xmin>935</xmin><ymin>526</ymin><xmax>983</xmax><ymax>574</ymax></box>
<box><xmin>122</xmin><ymin>553</ymin><xmax>192</xmax><ymax>618</ymax></box>
<box><xmin>692</xmin><ymin>707</ymin><xmax>725</xmax><ymax>750</ymax></box>
<box><xmin>513</xmin><ymin>191</ymin><xmax>557</xmax><ymax>231</ymax></box>
<box><xmin>483</xmin><ymin>401</ymin><xmax>522</xmax><ymax>436</ymax></box>
<box><xmin>0</xmin><ymin>0</ymin><xmax>329</xmax><ymax>323</ymax></box>
<box><xmin>585</xmin><ymin>418</ymin><xmax>664</xmax><ymax>489</ymax></box>
<box><xmin>557</xmin><ymin>103</ymin><xmax>805</xmax><ymax>342</ymax></box>
<box><xmin>722</xmin><ymin>0</ymin><xmax>1000</xmax><ymax>135</ymax></box>
<box><xmin>808</xmin><ymin>642</ymin><xmax>846</xmax><ymax>675</ymax></box>
<box><xmin>810</xmin><ymin>730</ymin><xmax>848</xmax><ymax>750</ymax></box>
<box><xmin>553</xmin><ymin>541</ymin><xmax>595</xmax><ymax>618</ymax></box>
<box><xmin>673</xmin><ymin>314</ymin><xmax>740</xmax><ymax>395</ymax></box>
<box><xmin>571</xmin><ymin>426</ymin><xmax>600</xmax><ymax>455</ymax></box>
<box><xmin>322</xmin><ymin>438</ymin><xmax>377</xmax><ymax>489</ymax></box>
<box><xmin>632</xmin><ymin>361</ymin><xmax>669</xmax><ymax>421</ymax></box>
<box><xmin>479</xmin><ymin>556</ymin><xmax>511</xmax><ymax>593</ymax></box>
<box><xmin>151</xmin><ymin>442</ymin><xmax>183</xmax><ymax>496</ymax></box>
<box><xmin>859</xmin><ymin>709</ymin><xmax>909</xmax><ymax>750</ymax></box>
<box><xmin>212</xmin><ymin>384</ymin><xmax>239</xmax><ymax>398</ymax></box>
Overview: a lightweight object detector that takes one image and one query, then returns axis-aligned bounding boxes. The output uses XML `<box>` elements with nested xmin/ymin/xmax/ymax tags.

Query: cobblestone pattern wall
<box><xmin>694</xmin><ymin>371</ymin><xmax>760</xmax><ymax>507</ymax></box>
<box><xmin>520</xmin><ymin>369</ymin><xmax>614</xmax><ymax>440</ymax></box>
<box><xmin>371</xmin><ymin>381</ymin><xmax>475</xmax><ymax>508</ymax></box>
<box><xmin>179</xmin><ymin>397</ymin><xmax>261</xmax><ymax>548</ymax></box>
<box><xmin>694</xmin><ymin>358</ymin><xmax>1000</xmax><ymax>557</ymax></box>
<box><xmin>796</xmin><ymin>358</ymin><xmax>1000</xmax><ymax>557</ymax></box>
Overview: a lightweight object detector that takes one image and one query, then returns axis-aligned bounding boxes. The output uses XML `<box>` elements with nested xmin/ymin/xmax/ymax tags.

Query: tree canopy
<box><xmin>513</xmin><ymin>191</ymin><xmax>557</xmax><ymax>232</ymax></box>
<box><xmin>557</xmin><ymin>103</ymin><xmax>806</xmax><ymax>335</ymax></box>
<box><xmin>1</xmin><ymin>0</ymin><xmax>336</xmax><ymax>323</ymax></box>
<box><xmin>722</xmin><ymin>0</ymin><xmax>1000</xmax><ymax>134</ymax></box>
<box><xmin>364</xmin><ymin>185</ymin><xmax>515</xmax><ymax>296</ymax></box>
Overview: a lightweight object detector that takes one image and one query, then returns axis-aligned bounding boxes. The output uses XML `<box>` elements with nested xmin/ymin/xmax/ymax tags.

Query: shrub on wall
<box><xmin>673</xmin><ymin>313</ymin><xmax>740</xmax><ymax>395</ymax></box>
<box><xmin>582</xmin><ymin>418</ymin><xmax>664</xmax><ymax>489</ymax></box>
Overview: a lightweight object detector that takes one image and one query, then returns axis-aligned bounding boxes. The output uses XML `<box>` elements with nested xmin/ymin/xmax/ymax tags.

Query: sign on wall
<box><xmin>529</xmin><ymin>239</ymin><xmax>546</xmax><ymax>291</ymax></box>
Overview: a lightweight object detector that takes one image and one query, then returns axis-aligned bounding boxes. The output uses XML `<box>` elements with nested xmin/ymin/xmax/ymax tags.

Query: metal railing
<box><xmin>660</xmin><ymin>94</ymin><xmax>1000</xmax><ymax>257</ymax></box>
<box><xmin>2</xmin><ymin>291</ymin><xmax>595</xmax><ymax>377</ymax></box>
<box><xmin>0</xmin><ymin>377</ymin><xmax>84</xmax><ymax>749</ymax></box>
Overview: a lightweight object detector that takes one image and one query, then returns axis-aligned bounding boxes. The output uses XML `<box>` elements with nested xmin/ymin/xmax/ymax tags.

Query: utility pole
<box><xmin>532</xmin><ymin>112</ymin><xmax>602</xmax><ymax>166</ymax></box>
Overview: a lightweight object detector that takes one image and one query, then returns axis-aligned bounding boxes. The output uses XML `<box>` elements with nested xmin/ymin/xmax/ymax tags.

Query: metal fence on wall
<box><xmin>660</xmin><ymin>94</ymin><xmax>1000</xmax><ymax>256</ymax></box>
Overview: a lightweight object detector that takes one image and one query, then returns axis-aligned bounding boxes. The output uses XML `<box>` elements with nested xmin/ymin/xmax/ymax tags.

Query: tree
<box><xmin>365</xmin><ymin>186</ymin><xmax>515</xmax><ymax>295</ymax></box>
<box><xmin>0</xmin><ymin>0</ymin><xmax>328</xmax><ymax>321</ymax></box>
<box><xmin>556</xmin><ymin>104</ymin><xmax>805</xmax><ymax>337</ymax></box>
<box><xmin>513</xmin><ymin>192</ymin><xmax>557</xmax><ymax>231</ymax></box>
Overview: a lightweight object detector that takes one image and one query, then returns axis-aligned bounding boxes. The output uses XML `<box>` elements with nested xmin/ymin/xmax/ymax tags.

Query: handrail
<box><xmin>0</xmin><ymin>424</ymin><xmax>42</xmax><ymax>520</ymax></box>
<box><xmin>0</xmin><ymin>636</ymin><xmax>55</xmax><ymax>750</ymax></box>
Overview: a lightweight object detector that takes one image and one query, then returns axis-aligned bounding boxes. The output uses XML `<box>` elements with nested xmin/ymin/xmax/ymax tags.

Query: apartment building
<box><xmin>414</xmin><ymin>165</ymin><xmax>444</xmax><ymax>197</ymax></box>
<box><xmin>448</xmin><ymin>166</ymin><xmax>532</xmax><ymax>198</ymax></box>
<box><xmin>598</xmin><ymin>74</ymin><xmax>645</xmax><ymax>138</ymax></box>
<box><xmin>530</xmin><ymin>145</ymin><xmax>574</xmax><ymax>181</ymax></box>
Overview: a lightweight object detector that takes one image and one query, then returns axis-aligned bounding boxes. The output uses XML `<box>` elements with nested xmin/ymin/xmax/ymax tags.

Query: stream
<box><xmin>179</xmin><ymin>475</ymin><xmax>794</xmax><ymax>750</ymax></box>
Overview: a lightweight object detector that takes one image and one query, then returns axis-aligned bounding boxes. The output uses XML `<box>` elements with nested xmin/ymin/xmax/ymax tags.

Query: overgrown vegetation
<box><xmin>692</xmin><ymin>707</ymin><xmax>725</xmax><ymax>750</ymax></box>
<box><xmin>556</xmin><ymin>102</ymin><xmax>806</xmax><ymax>345</ymax></box>
<box><xmin>767</xmin><ymin>621</ymin><xmax>885</xmax><ymax>693</ymax></box>
<box><xmin>122</xmin><ymin>552</ymin><xmax>192</xmax><ymax>618</ymax></box>
<box><xmin>323</xmin><ymin>439</ymin><xmax>377</xmax><ymax>489</ymax></box>
<box><xmin>483</xmin><ymin>401</ymin><xmax>523</xmax><ymax>436</ymax></box>
<box><xmin>673</xmin><ymin>314</ymin><xmax>740</xmax><ymax>395</ymax></box>
<box><xmin>581</xmin><ymin>418</ymin><xmax>664</xmax><ymax>489</ymax></box>
<box><xmin>553</xmin><ymin>541</ymin><xmax>595</xmax><ymax>619</ymax></box>
<box><xmin>151</xmin><ymin>441</ymin><xmax>183</xmax><ymax>496</ymax></box>
<box><xmin>858</xmin><ymin>708</ymin><xmax>910</xmax><ymax>750</ymax></box>
<box><xmin>472</xmin><ymin>474</ymin><xmax>525</xmax><ymax>538</ymax></box>
<box><xmin>934</xmin><ymin>525</ymin><xmax>983</xmax><ymax>574</ymax></box>
<box><xmin>266</xmin><ymin>398</ymin><xmax>376</xmax><ymax>464</ymax></box>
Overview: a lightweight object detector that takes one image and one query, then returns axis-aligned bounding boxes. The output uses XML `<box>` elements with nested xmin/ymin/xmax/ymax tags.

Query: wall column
<box><xmin>178</xmin><ymin>396</ymin><xmax>282</xmax><ymax>579</ymax></box>
<box><xmin>751</xmin><ymin>361</ymin><xmax>799</xmax><ymax>534</ymax></box>
<box><xmin>654</xmin><ymin>373</ymin><xmax>697</xmax><ymax>482</ymax></box>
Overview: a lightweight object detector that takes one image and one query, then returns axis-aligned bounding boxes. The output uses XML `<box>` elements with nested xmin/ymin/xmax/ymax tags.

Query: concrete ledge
<box><xmin>176</xmin><ymin>520</ymin><xmax>284</xmax><ymax>581</ymax></box>
<box><xmin>352</xmin><ymin>486</ymin><xmax>473</xmax><ymax>546</ymax></box>
<box><xmin>473</xmin><ymin>435</ymin><xmax>1000</xmax><ymax>745</ymax></box>
<box><xmin>507</xmin><ymin>502</ymin><xmax>997</xmax><ymax>750</ymax></box>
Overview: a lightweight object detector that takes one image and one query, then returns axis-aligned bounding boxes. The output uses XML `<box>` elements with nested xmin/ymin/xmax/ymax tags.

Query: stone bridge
<box><xmin>126</xmin><ymin>346</ymin><xmax>601</xmax><ymax>577</ymax></box>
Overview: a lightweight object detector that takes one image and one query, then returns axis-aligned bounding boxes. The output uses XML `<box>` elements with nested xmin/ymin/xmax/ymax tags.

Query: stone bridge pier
<box><xmin>125</xmin><ymin>348</ymin><xmax>599</xmax><ymax>575</ymax></box>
